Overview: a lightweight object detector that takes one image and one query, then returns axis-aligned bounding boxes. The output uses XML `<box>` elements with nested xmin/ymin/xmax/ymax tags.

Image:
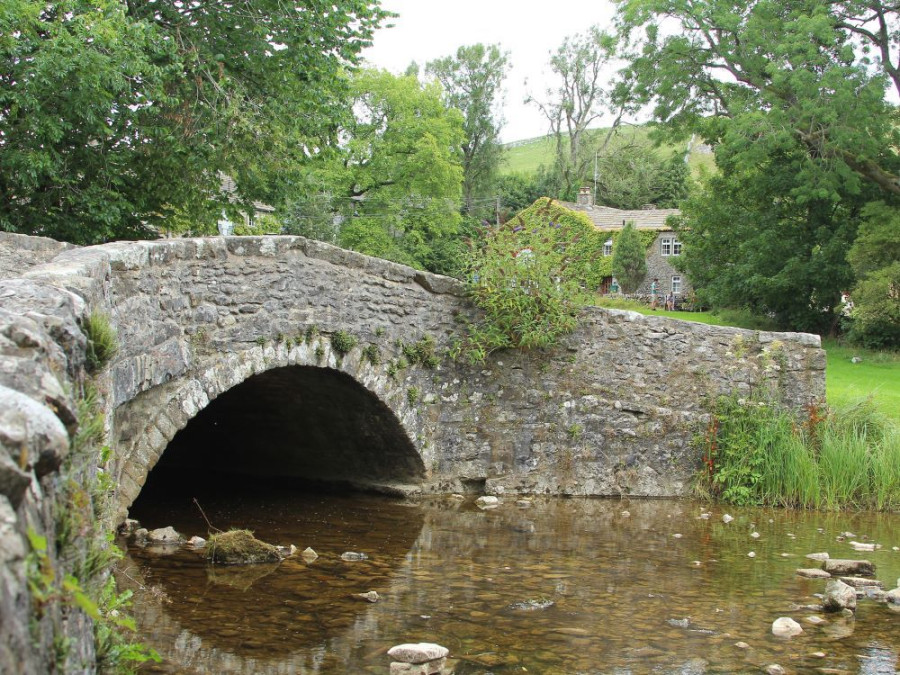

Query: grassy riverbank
<box><xmin>595</xmin><ymin>297</ymin><xmax>900</xmax><ymax>424</ymax></box>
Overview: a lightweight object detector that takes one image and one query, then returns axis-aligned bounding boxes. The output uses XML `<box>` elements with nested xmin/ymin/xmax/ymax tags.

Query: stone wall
<box><xmin>100</xmin><ymin>236</ymin><xmax>825</xmax><ymax>517</ymax></box>
<box><xmin>0</xmin><ymin>234</ymin><xmax>107</xmax><ymax>674</ymax></box>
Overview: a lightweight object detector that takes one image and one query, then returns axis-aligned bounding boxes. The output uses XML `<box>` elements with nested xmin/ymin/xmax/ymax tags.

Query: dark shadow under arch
<box><xmin>144</xmin><ymin>365</ymin><xmax>424</xmax><ymax>490</ymax></box>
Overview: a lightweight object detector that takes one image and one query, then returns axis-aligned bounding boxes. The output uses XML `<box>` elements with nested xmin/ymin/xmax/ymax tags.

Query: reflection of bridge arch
<box><xmin>119</xmin><ymin>490</ymin><xmax>427</xmax><ymax>673</ymax></box>
<box><xmin>113</xmin><ymin>343</ymin><xmax>425</xmax><ymax>522</ymax></box>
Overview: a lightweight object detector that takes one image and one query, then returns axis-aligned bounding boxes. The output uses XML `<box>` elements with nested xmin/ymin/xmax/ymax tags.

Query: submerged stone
<box><xmin>475</xmin><ymin>496</ymin><xmax>500</xmax><ymax>508</ymax></box>
<box><xmin>771</xmin><ymin>617</ymin><xmax>803</xmax><ymax>637</ymax></box>
<box><xmin>509</xmin><ymin>599</ymin><xmax>555</xmax><ymax>611</ymax></box>
<box><xmin>341</xmin><ymin>551</ymin><xmax>368</xmax><ymax>561</ymax></box>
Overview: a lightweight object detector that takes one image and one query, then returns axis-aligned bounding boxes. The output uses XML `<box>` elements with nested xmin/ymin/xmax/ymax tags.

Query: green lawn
<box><xmin>594</xmin><ymin>297</ymin><xmax>900</xmax><ymax>423</ymax></box>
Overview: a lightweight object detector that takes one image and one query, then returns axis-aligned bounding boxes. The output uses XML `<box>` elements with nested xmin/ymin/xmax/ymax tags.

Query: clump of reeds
<box><xmin>696</xmin><ymin>395</ymin><xmax>900</xmax><ymax>511</ymax></box>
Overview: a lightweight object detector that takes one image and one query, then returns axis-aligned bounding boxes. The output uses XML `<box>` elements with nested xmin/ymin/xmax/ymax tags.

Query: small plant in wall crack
<box><xmin>386</xmin><ymin>357</ymin><xmax>408</xmax><ymax>380</ymax></box>
<box><xmin>331</xmin><ymin>330</ymin><xmax>358</xmax><ymax>356</ymax></box>
<box><xmin>83</xmin><ymin>310</ymin><xmax>118</xmax><ymax>373</ymax></box>
<box><xmin>362</xmin><ymin>344</ymin><xmax>381</xmax><ymax>366</ymax></box>
<box><xmin>407</xmin><ymin>386</ymin><xmax>420</xmax><ymax>406</ymax></box>
<box><xmin>401</xmin><ymin>335</ymin><xmax>439</xmax><ymax>369</ymax></box>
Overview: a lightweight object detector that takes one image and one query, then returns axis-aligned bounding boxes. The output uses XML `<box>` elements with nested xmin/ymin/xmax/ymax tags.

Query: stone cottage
<box><xmin>562</xmin><ymin>187</ymin><xmax>693</xmax><ymax>303</ymax></box>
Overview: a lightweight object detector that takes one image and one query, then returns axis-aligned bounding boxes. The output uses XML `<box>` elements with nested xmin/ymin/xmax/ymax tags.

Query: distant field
<box><xmin>595</xmin><ymin>297</ymin><xmax>900</xmax><ymax>423</ymax></box>
<box><xmin>501</xmin><ymin>125</ymin><xmax>716</xmax><ymax>178</ymax></box>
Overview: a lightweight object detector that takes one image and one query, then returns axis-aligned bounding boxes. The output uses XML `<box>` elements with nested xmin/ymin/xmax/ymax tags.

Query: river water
<box><xmin>124</xmin><ymin>480</ymin><xmax>900</xmax><ymax>674</ymax></box>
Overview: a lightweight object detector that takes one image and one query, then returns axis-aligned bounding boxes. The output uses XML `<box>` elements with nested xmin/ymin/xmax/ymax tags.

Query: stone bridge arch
<box><xmin>112</xmin><ymin>340</ymin><xmax>430</xmax><ymax>522</ymax></box>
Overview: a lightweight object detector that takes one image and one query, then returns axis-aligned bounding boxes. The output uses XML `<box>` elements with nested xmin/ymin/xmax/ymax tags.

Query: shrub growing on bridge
<box><xmin>463</xmin><ymin>207</ymin><xmax>589</xmax><ymax>362</ymax></box>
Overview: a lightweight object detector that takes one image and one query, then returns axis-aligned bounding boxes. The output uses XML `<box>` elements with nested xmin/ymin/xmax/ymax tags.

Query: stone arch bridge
<box><xmin>2</xmin><ymin>233</ymin><xmax>825</xmax><ymax>525</ymax></box>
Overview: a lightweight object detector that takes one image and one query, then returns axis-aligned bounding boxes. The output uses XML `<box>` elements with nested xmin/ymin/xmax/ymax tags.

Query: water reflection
<box><xmin>125</xmin><ymin>488</ymin><xmax>900</xmax><ymax>674</ymax></box>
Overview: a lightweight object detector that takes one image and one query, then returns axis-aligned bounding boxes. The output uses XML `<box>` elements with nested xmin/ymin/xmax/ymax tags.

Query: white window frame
<box><xmin>661</xmin><ymin>237</ymin><xmax>672</xmax><ymax>256</ymax></box>
<box><xmin>672</xmin><ymin>275</ymin><xmax>682</xmax><ymax>295</ymax></box>
<box><xmin>672</xmin><ymin>238</ymin><xmax>682</xmax><ymax>256</ymax></box>
<box><xmin>603</xmin><ymin>238</ymin><xmax>613</xmax><ymax>256</ymax></box>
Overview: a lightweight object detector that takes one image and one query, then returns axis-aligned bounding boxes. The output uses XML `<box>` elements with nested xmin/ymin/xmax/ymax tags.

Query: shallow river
<box><xmin>124</xmin><ymin>480</ymin><xmax>900</xmax><ymax>674</ymax></box>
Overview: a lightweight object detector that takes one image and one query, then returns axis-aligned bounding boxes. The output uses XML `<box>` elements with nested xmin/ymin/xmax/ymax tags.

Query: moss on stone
<box><xmin>205</xmin><ymin>529</ymin><xmax>282</xmax><ymax>565</ymax></box>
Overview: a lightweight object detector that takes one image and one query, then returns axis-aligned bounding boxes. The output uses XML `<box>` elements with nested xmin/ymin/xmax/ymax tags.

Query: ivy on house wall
<box><xmin>513</xmin><ymin>199</ymin><xmax>658</xmax><ymax>290</ymax></box>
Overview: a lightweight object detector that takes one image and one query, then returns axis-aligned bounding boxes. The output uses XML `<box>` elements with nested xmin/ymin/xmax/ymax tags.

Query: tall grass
<box><xmin>696</xmin><ymin>395</ymin><xmax>900</xmax><ymax>511</ymax></box>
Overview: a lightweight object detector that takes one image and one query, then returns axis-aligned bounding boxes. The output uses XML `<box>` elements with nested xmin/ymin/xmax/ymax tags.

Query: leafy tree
<box><xmin>614</xmin><ymin>0</ymin><xmax>900</xmax><ymax>198</ymax></box>
<box><xmin>613</xmin><ymin>0</ymin><xmax>900</xmax><ymax>333</ymax></box>
<box><xmin>846</xmin><ymin>202</ymin><xmax>900</xmax><ymax>348</ymax></box>
<box><xmin>495</xmin><ymin>173</ymin><xmax>558</xmax><ymax>220</ymax></box>
<box><xmin>0</xmin><ymin>0</ymin><xmax>388</xmax><ymax>244</ymax></box>
<box><xmin>596</xmin><ymin>141</ymin><xmax>690</xmax><ymax>209</ymax></box>
<box><xmin>674</xmin><ymin>144</ymin><xmax>863</xmax><ymax>334</ymax></box>
<box><xmin>611</xmin><ymin>222</ymin><xmax>647</xmax><ymax>293</ymax></box>
<box><xmin>307</xmin><ymin>69</ymin><xmax>464</xmax><ymax>270</ymax></box>
<box><xmin>427</xmin><ymin>44</ymin><xmax>510</xmax><ymax>217</ymax></box>
<box><xmin>527</xmin><ymin>26</ymin><xmax>623</xmax><ymax>200</ymax></box>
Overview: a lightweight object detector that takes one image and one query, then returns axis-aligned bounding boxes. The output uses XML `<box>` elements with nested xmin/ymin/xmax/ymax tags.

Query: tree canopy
<box><xmin>614</xmin><ymin>0</ymin><xmax>900</xmax><ymax>198</ymax></box>
<box><xmin>427</xmin><ymin>44</ymin><xmax>510</xmax><ymax>217</ymax></box>
<box><xmin>282</xmin><ymin>68</ymin><xmax>465</xmax><ymax>273</ymax></box>
<box><xmin>614</xmin><ymin>0</ymin><xmax>900</xmax><ymax>343</ymax></box>
<box><xmin>528</xmin><ymin>26</ymin><xmax>623</xmax><ymax>200</ymax></box>
<box><xmin>0</xmin><ymin>0</ymin><xmax>388</xmax><ymax>244</ymax></box>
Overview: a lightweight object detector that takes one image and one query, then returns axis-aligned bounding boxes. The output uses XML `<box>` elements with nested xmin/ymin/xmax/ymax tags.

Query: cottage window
<box><xmin>661</xmin><ymin>236</ymin><xmax>682</xmax><ymax>256</ymax></box>
<box><xmin>603</xmin><ymin>238</ymin><xmax>613</xmax><ymax>256</ymax></box>
<box><xmin>672</xmin><ymin>275</ymin><xmax>682</xmax><ymax>295</ymax></box>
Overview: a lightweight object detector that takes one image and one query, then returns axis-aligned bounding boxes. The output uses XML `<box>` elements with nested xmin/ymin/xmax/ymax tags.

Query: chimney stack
<box><xmin>577</xmin><ymin>186</ymin><xmax>593</xmax><ymax>207</ymax></box>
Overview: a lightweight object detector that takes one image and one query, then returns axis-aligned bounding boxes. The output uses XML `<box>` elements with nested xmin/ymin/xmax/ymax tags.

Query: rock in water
<box><xmin>388</xmin><ymin>642</ymin><xmax>449</xmax><ymax>675</ymax></box>
<box><xmin>475</xmin><ymin>496</ymin><xmax>500</xmax><ymax>508</ymax></box>
<box><xmin>354</xmin><ymin>591</ymin><xmax>379</xmax><ymax>603</ymax></box>
<box><xmin>822</xmin><ymin>559</ymin><xmax>875</xmax><ymax>577</ymax></box>
<box><xmin>822</xmin><ymin>579</ymin><xmax>857</xmax><ymax>613</ymax></box>
<box><xmin>509</xmin><ymin>599</ymin><xmax>555</xmax><ymax>611</ymax></box>
<box><xmin>205</xmin><ymin>529</ymin><xmax>282</xmax><ymax>565</ymax></box>
<box><xmin>341</xmin><ymin>551</ymin><xmax>369</xmax><ymax>561</ymax></box>
<box><xmin>301</xmin><ymin>547</ymin><xmax>318</xmax><ymax>563</ymax></box>
<box><xmin>771</xmin><ymin>617</ymin><xmax>803</xmax><ymax>637</ymax></box>
<box><xmin>388</xmin><ymin>643</ymin><xmax>449</xmax><ymax>663</ymax></box>
<box><xmin>147</xmin><ymin>526</ymin><xmax>183</xmax><ymax>545</ymax></box>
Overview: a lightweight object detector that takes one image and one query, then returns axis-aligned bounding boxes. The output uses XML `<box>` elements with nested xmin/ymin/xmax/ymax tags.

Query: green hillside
<box><xmin>501</xmin><ymin>125</ymin><xmax>716</xmax><ymax>178</ymax></box>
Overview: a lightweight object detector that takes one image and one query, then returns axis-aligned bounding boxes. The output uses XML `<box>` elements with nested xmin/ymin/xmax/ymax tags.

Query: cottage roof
<box><xmin>559</xmin><ymin>201</ymin><xmax>680</xmax><ymax>231</ymax></box>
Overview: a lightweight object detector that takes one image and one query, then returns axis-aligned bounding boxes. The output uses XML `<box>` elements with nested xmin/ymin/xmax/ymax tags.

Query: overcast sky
<box><xmin>361</xmin><ymin>0</ymin><xmax>619</xmax><ymax>144</ymax></box>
